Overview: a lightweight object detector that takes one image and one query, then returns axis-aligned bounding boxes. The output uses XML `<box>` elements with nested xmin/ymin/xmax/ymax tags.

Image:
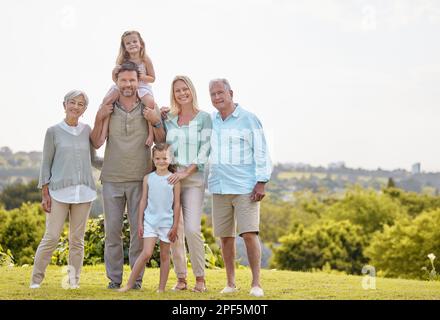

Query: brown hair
<box><xmin>115</xmin><ymin>61</ymin><xmax>140</xmax><ymax>80</ymax></box>
<box><xmin>151</xmin><ymin>143</ymin><xmax>176</xmax><ymax>173</ymax></box>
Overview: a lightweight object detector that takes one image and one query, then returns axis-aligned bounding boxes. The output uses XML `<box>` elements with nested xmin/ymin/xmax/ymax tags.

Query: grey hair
<box><xmin>63</xmin><ymin>90</ymin><xmax>89</xmax><ymax>107</ymax></box>
<box><xmin>209</xmin><ymin>78</ymin><xmax>232</xmax><ymax>92</ymax></box>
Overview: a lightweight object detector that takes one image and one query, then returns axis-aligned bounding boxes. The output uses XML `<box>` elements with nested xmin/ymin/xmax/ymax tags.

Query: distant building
<box><xmin>292</xmin><ymin>163</ymin><xmax>311</xmax><ymax>170</ymax></box>
<box><xmin>328</xmin><ymin>161</ymin><xmax>346</xmax><ymax>170</ymax></box>
<box><xmin>412</xmin><ymin>163</ymin><xmax>421</xmax><ymax>174</ymax></box>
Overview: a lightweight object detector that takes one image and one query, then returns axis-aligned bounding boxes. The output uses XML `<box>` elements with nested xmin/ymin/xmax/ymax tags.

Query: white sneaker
<box><xmin>220</xmin><ymin>286</ymin><xmax>238</xmax><ymax>294</ymax></box>
<box><xmin>29</xmin><ymin>283</ymin><xmax>40</xmax><ymax>289</ymax></box>
<box><xmin>249</xmin><ymin>286</ymin><xmax>264</xmax><ymax>297</ymax></box>
<box><xmin>70</xmin><ymin>284</ymin><xmax>80</xmax><ymax>289</ymax></box>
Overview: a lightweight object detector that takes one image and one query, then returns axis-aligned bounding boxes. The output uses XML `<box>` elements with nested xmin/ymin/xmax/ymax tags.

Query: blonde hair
<box><xmin>116</xmin><ymin>30</ymin><xmax>148</xmax><ymax>65</ymax></box>
<box><xmin>169</xmin><ymin>75</ymin><xmax>199</xmax><ymax>116</ymax></box>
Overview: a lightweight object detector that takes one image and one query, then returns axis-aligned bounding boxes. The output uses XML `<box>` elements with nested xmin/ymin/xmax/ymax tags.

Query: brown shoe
<box><xmin>172</xmin><ymin>278</ymin><xmax>187</xmax><ymax>291</ymax></box>
<box><xmin>192</xmin><ymin>279</ymin><xmax>207</xmax><ymax>293</ymax></box>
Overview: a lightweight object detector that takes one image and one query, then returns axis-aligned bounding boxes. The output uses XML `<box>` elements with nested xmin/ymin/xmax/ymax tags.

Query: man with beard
<box><xmin>90</xmin><ymin>61</ymin><xmax>165</xmax><ymax>289</ymax></box>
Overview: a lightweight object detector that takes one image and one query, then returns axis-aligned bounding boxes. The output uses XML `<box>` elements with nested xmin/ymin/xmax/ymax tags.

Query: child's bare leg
<box><xmin>102</xmin><ymin>86</ymin><xmax>120</xmax><ymax>105</ymax></box>
<box><xmin>141</xmin><ymin>94</ymin><xmax>155</xmax><ymax>110</ymax></box>
<box><xmin>158</xmin><ymin>241</ymin><xmax>171</xmax><ymax>292</ymax></box>
<box><xmin>119</xmin><ymin>238</ymin><xmax>157</xmax><ymax>292</ymax></box>
<box><xmin>99</xmin><ymin>87</ymin><xmax>117</xmax><ymax>146</ymax></box>
<box><xmin>146</xmin><ymin>124</ymin><xmax>154</xmax><ymax>146</ymax></box>
<box><xmin>98</xmin><ymin>117</ymin><xmax>110</xmax><ymax>146</ymax></box>
<box><xmin>141</xmin><ymin>95</ymin><xmax>156</xmax><ymax>146</ymax></box>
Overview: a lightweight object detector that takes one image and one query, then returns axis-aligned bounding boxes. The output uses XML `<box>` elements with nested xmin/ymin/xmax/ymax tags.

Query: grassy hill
<box><xmin>1</xmin><ymin>265</ymin><xmax>439</xmax><ymax>300</ymax></box>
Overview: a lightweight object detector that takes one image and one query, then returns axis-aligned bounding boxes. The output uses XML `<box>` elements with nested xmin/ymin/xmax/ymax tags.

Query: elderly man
<box><xmin>90</xmin><ymin>61</ymin><xmax>165</xmax><ymax>289</ymax></box>
<box><xmin>208</xmin><ymin>78</ymin><xmax>272</xmax><ymax>297</ymax></box>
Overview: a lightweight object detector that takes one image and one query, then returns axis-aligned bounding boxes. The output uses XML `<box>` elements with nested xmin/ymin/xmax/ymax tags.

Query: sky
<box><xmin>1</xmin><ymin>0</ymin><xmax>440</xmax><ymax>172</ymax></box>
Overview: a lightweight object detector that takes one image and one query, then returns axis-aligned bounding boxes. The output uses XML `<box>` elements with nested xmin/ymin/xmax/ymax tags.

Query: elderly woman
<box><xmin>163</xmin><ymin>75</ymin><xmax>212</xmax><ymax>292</ymax></box>
<box><xmin>30</xmin><ymin>90</ymin><xmax>97</xmax><ymax>289</ymax></box>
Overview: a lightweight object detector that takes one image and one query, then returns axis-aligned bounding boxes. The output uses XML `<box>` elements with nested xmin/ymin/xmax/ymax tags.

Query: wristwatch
<box><xmin>153</xmin><ymin>121</ymin><xmax>162</xmax><ymax>128</ymax></box>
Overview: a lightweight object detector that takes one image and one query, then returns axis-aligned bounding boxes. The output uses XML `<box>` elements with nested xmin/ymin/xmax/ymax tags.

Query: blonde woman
<box><xmin>163</xmin><ymin>75</ymin><xmax>212</xmax><ymax>292</ymax></box>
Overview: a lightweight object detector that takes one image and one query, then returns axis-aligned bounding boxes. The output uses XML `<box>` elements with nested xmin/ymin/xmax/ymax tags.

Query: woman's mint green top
<box><xmin>164</xmin><ymin>110</ymin><xmax>212</xmax><ymax>172</ymax></box>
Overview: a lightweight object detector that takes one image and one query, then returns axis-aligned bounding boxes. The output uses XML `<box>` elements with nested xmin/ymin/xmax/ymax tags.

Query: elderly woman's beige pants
<box><xmin>31</xmin><ymin>199</ymin><xmax>91</xmax><ymax>286</ymax></box>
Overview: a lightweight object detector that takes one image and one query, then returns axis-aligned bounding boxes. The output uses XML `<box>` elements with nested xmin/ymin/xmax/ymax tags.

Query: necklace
<box><xmin>64</xmin><ymin>118</ymin><xmax>78</xmax><ymax>127</ymax></box>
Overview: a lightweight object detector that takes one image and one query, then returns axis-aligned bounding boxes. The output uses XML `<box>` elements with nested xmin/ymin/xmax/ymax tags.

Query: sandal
<box><xmin>172</xmin><ymin>278</ymin><xmax>187</xmax><ymax>291</ymax></box>
<box><xmin>192</xmin><ymin>279</ymin><xmax>207</xmax><ymax>293</ymax></box>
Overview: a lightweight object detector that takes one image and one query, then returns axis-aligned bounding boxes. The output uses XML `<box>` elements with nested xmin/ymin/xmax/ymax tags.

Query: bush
<box><xmin>271</xmin><ymin>220</ymin><xmax>368</xmax><ymax>274</ymax></box>
<box><xmin>0</xmin><ymin>180</ymin><xmax>40</xmax><ymax>210</ymax></box>
<box><xmin>365</xmin><ymin>208</ymin><xmax>440</xmax><ymax>279</ymax></box>
<box><xmin>0</xmin><ymin>244</ymin><xmax>14</xmax><ymax>266</ymax></box>
<box><xmin>383</xmin><ymin>187</ymin><xmax>440</xmax><ymax>217</ymax></box>
<box><xmin>260</xmin><ymin>198</ymin><xmax>297</xmax><ymax>244</ymax></box>
<box><xmin>260</xmin><ymin>193</ymin><xmax>323</xmax><ymax>244</ymax></box>
<box><xmin>201</xmin><ymin>215</ymin><xmax>223</xmax><ymax>268</ymax></box>
<box><xmin>0</xmin><ymin>203</ymin><xmax>46</xmax><ymax>265</ymax></box>
<box><xmin>323</xmin><ymin>187</ymin><xmax>406</xmax><ymax>236</ymax></box>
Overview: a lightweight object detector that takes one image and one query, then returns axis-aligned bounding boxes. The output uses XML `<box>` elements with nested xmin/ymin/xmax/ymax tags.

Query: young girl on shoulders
<box><xmin>101</xmin><ymin>30</ymin><xmax>157</xmax><ymax>146</ymax></box>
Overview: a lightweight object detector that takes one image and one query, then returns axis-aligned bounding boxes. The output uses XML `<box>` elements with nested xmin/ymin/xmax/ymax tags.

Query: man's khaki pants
<box><xmin>102</xmin><ymin>181</ymin><xmax>144</xmax><ymax>285</ymax></box>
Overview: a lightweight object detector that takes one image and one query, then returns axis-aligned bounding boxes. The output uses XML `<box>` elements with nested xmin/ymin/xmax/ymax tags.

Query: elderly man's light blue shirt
<box><xmin>208</xmin><ymin>104</ymin><xmax>272</xmax><ymax>195</ymax></box>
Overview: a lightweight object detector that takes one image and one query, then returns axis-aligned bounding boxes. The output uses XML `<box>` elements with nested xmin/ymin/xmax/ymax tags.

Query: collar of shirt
<box><xmin>167</xmin><ymin>113</ymin><xmax>180</xmax><ymax>127</ymax></box>
<box><xmin>114</xmin><ymin>99</ymin><xmax>142</xmax><ymax>113</ymax></box>
<box><xmin>58</xmin><ymin>121</ymin><xmax>85</xmax><ymax>136</ymax></box>
<box><xmin>167</xmin><ymin>111</ymin><xmax>202</xmax><ymax>128</ymax></box>
<box><xmin>215</xmin><ymin>104</ymin><xmax>241</xmax><ymax>122</ymax></box>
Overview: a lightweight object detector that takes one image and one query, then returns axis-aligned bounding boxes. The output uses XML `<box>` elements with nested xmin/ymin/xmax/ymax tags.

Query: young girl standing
<box><xmin>119</xmin><ymin>143</ymin><xmax>181</xmax><ymax>293</ymax></box>
<box><xmin>100</xmin><ymin>30</ymin><xmax>157</xmax><ymax>146</ymax></box>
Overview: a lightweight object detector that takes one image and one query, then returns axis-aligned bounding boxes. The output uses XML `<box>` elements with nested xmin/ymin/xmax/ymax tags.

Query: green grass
<box><xmin>1</xmin><ymin>265</ymin><xmax>440</xmax><ymax>300</ymax></box>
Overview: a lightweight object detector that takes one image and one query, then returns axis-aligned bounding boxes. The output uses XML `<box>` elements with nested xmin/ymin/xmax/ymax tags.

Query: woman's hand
<box><xmin>168</xmin><ymin>171</ymin><xmax>188</xmax><ymax>185</ymax></box>
<box><xmin>97</xmin><ymin>102</ymin><xmax>114</xmax><ymax>121</ymax></box>
<box><xmin>160</xmin><ymin>106</ymin><xmax>170</xmax><ymax>120</ymax></box>
<box><xmin>41</xmin><ymin>186</ymin><xmax>51</xmax><ymax>213</ymax></box>
<box><xmin>138</xmin><ymin>224</ymin><xmax>144</xmax><ymax>239</ymax></box>
<box><xmin>168</xmin><ymin>226</ymin><xmax>178</xmax><ymax>243</ymax></box>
